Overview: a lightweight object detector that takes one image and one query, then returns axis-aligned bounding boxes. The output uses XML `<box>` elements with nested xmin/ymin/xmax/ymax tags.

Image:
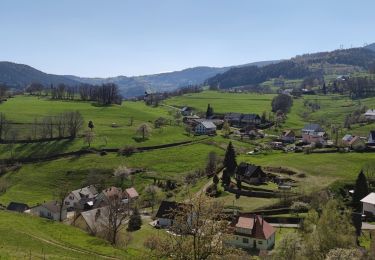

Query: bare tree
<box><xmin>104</xmin><ymin>193</ymin><xmax>128</xmax><ymax>245</ymax></box>
<box><xmin>53</xmin><ymin>181</ymin><xmax>71</xmax><ymax>222</ymax></box>
<box><xmin>84</xmin><ymin>130</ymin><xmax>95</xmax><ymax>147</ymax></box>
<box><xmin>113</xmin><ymin>165</ymin><xmax>131</xmax><ymax>188</ymax></box>
<box><xmin>136</xmin><ymin>123</ymin><xmax>152</xmax><ymax>140</ymax></box>
<box><xmin>151</xmin><ymin>194</ymin><xmax>245</xmax><ymax>259</ymax></box>
<box><xmin>66</xmin><ymin>111</ymin><xmax>84</xmax><ymax>138</ymax></box>
<box><xmin>144</xmin><ymin>185</ymin><xmax>159</xmax><ymax>213</ymax></box>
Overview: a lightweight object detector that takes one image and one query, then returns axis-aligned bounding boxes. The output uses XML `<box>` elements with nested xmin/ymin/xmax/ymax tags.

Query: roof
<box><xmin>370</xmin><ymin>131</ymin><xmax>375</xmax><ymax>140</ymax></box>
<box><xmin>342</xmin><ymin>134</ymin><xmax>353</xmax><ymax>142</ymax></box>
<box><xmin>361</xmin><ymin>193</ymin><xmax>375</xmax><ymax>205</ymax></box>
<box><xmin>41</xmin><ymin>201</ymin><xmax>62</xmax><ymax>214</ymax></box>
<box><xmin>102</xmin><ymin>186</ymin><xmax>122</xmax><ymax>199</ymax></box>
<box><xmin>80</xmin><ymin>207</ymin><xmax>110</xmax><ymax>233</ymax></box>
<box><xmin>155</xmin><ymin>201</ymin><xmax>186</xmax><ymax>219</ymax></box>
<box><xmin>71</xmin><ymin>185</ymin><xmax>98</xmax><ymax>201</ymax></box>
<box><xmin>224</xmin><ymin>113</ymin><xmax>242</xmax><ymax>120</ymax></box>
<box><xmin>6</xmin><ymin>202</ymin><xmax>29</xmax><ymax>212</ymax></box>
<box><xmin>365</xmin><ymin>109</ymin><xmax>375</xmax><ymax>116</ymax></box>
<box><xmin>234</xmin><ymin>215</ymin><xmax>275</xmax><ymax>240</ymax></box>
<box><xmin>125</xmin><ymin>187</ymin><xmax>139</xmax><ymax>199</ymax></box>
<box><xmin>200</xmin><ymin>121</ymin><xmax>217</xmax><ymax>129</ymax></box>
<box><xmin>349</xmin><ymin>136</ymin><xmax>362</xmax><ymax>146</ymax></box>
<box><xmin>241</xmin><ymin>114</ymin><xmax>260</xmax><ymax>120</ymax></box>
<box><xmin>302</xmin><ymin>123</ymin><xmax>324</xmax><ymax>132</ymax></box>
<box><xmin>236</xmin><ymin>216</ymin><xmax>254</xmax><ymax>229</ymax></box>
<box><xmin>282</xmin><ymin>130</ymin><xmax>295</xmax><ymax>137</ymax></box>
<box><xmin>181</xmin><ymin>106</ymin><xmax>193</xmax><ymax>111</ymax></box>
<box><xmin>236</xmin><ymin>162</ymin><xmax>266</xmax><ymax>179</ymax></box>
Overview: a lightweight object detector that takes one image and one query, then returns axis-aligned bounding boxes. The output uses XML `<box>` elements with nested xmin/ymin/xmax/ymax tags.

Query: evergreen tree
<box><xmin>213</xmin><ymin>173</ymin><xmax>219</xmax><ymax>186</ymax></box>
<box><xmin>236</xmin><ymin>179</ymin><xmax>242</xmax><ymax>190</ymax></box>
<box><xmin>127</xmin><ymin>207</ymin><xmax>142</xmax><ymax>231</ymax></box>
<box><xmin>88</xmin><ymin>120</ymin><xmax>94</xmax><ymax>131</ymax></box>
<box><xmin>221</xmin><ymin>169</ymin><xmax>231</xmax><ymax>187</ymax></box>
<box><xmin>353</xmin><ymin>170</ymin><xmax>369</xmax><ymax>209</ymax></box>
<box><xmin>322</xmin><ymin>82</ymin><xmax>327</xmax><ymax>95</ymax></box>
<box><xmin>223</xmin><ymin>142</ymin><xmax>237</xmax><ymax>174</ymax></box>
<box><xmin>206</xmin><ymin>104</ymin><xmax>214</xmax><ymax>119</ymax></box>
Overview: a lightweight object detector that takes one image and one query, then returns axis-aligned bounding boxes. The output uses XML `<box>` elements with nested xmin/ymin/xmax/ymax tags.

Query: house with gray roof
<box><xmin>64</xmin><ymin>185</ymin><xmax>98</xmax><ymax>211</ymax></box>
<box><xmin>301</xmin><ymin>123</ymin><xmax>326</xmax><ymax>144</ymax></box>
<box><xmin>30</xmin><ymin>201</ymin><xmax>67</xmax><ymax>221</ymax></box>
<box><xmin>195</xmin><ymin>121</ymin><xmax>217</xmax><ymax>135</ymax></box>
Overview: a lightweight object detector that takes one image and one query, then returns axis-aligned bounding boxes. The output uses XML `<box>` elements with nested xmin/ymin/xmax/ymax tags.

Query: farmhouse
<box><xmin>301</xmin><ymin>123</ymin><xmax>326</xmax><ymax>144</ymax></box>
<box><xmin>195</xmin><ymin>121</ymin><xmax>217</xmax><ymax>135</ymax></box>
<box><xmin>155</xmin><ymin>200</ymin><xmax>188</xmax><ymax>228</ymax></box>
<box><xmin>94</xmin><ymin>186</ymin><xmax>123</xmax><ymax>208</ymax></box>
<box><xmin>361</xmin><ymin>193</ymin><xmax>375</xmax><ymax>216</ymax></box>
<box><xmin>123</xmin><ymin>187</ymin><xmax>139</xmax><ymax>204</ymax></box>
<box><xmin>342</xmin><ymin>135</ymin><xmax>364</xmax><ymax>148</ymax></box>
<box><xmin>30</xmin><ymin>201</ymin><xmax>67</xmax><ymax>221</ymax></box>
<box><xmin>235</xmin><ymin>162</ymin><xmax>267</xmax><ymax>185</ymax></box>
<box><xmin>227</xmin><ymin>215</ymin><xmax>275</xmax><ymax>250</ymax></box>
<box><xmin>364</xmin><ymin>109</ymin><xmax>375</xmax><ymax>120</ymax></box>
<box><xmin>6</xmin><ymin>202</ymin><xmax>29</xmax><ymax>213</ymax></box>
<box><xmin>224</xmin><ymin>113</ymin><xmax>261</xmax><ymax>127</ymax></box>
<box><xmin>180</xmin><ymin>106</ymin><xmax>194</xmax><ymax>116</ymax></box>
<box><xmin>74</xmin><ymin>206</ymin><xmax>110</xmax><ymax>235</ymax></box>
<box><xmin>64</xmin><ymin>185</ymin><xmax>98</xmax><ymax>211</ymax></box>
<box><xmin>281</xmin><ymin>130</ymin><xmax>295</xmax><ymax>143</ymax></box>
<box><xmin>368</xmin><ymin>131</ymin><xmax>375</xmax><ymax>146</ymax></box>
<box><xmin>241</xmin><ymin>114</ymin><xmax>261</xmax><ymax>126</ymax></box>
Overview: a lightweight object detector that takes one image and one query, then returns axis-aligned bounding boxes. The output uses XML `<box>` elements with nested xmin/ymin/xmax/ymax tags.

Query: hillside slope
<box><xmin>0</xmin><ymin>210</ymin><xmax>133</xmax><ymax>259</ymax></box>
<box><xmin>0</xmin><ymin>62</ymin><xmax>78</xmax><ymax>88</ymax></box>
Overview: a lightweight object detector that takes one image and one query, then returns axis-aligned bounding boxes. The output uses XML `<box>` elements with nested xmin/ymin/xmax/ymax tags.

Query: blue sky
<box><xmin>0</xmin><ymin>0</ymin><xmax>374</xmax><ymax>77</ymax></box>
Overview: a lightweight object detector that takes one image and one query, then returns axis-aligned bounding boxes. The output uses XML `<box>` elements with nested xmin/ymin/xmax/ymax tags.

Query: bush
<box><xmin>127</xmin><ymin>208</ymin><xmax>142</xmax><ymax>231</ymax></box>
<box><xmin>119</xmin><ymin>146</ymin><xmax>138</xmax><ymax>156</ymax></box>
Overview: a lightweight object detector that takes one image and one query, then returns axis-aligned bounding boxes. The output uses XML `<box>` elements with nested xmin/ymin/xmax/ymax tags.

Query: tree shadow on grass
<box><xmin>14</xmin><ymin>139</ymin><xmax>75</xmax><ymax>159</ymax></box>
<box><xmin>132</xmin><ymin>137</ymin><xmax>148</xmax><ymax>143</ymax></box>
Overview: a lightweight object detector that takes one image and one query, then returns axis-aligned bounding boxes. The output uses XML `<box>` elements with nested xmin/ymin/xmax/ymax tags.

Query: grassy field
<box><xmin>164</xmin><ymin>91</ymin><xmax>276</xmax><ymax>114</ymax></box>
<box><xmin>0</xmin><ymin>95</ymin><xmax>196</xmax><ymax>159</ymax></box>
<box><xmin>0</xmin><ymin>142</ymin><xmax>224</xmax><ymax>206</ymax></box>
<box><xmin>0</xmin><ymin>210</ymin><xmax>134</xmax><ymax>259</ymax></box>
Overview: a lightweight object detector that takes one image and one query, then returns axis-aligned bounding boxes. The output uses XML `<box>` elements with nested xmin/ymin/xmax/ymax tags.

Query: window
<box><xmin>65</xmin><ymin>201</ymin><xmax>70</xmax><ymax>205</ymax></box>
<box><xmin>242</xmin><ymin>238</ymin><xmax>249</xmax><ymax>244</ymax></box>
<box><xmin>258</xmin><ymin>240</ymin><xmax>263</xmax><ymax>244</ymax></box>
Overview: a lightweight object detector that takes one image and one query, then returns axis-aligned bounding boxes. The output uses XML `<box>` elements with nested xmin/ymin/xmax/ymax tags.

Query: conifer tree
<box><xmin>223</xmin><ymin>142</ymin><xmax>237</xmax><ymax>174</ymax></box>
<box><xmin>353</xmin><ymin>170</ymin><xmax>369</xmax><ymax>209</ymax></box>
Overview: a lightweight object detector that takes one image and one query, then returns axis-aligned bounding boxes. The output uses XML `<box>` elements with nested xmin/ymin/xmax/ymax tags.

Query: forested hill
<box><xmin>0</xmin><ymin>62</ymin><xmax>78</xmax><ymax>88</ymax></box>
<box><xmin>365</xmin><ymin>43</ymin><xmax>375</xmax><ymax>52</ymax></box>
<box><xmin>206</xmin><ymin>47</ymin><xmax>375</xmax><ymax>89</ymax></box>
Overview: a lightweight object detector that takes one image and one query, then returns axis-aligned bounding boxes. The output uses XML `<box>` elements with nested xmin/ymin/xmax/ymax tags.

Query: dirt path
<box><xmin>17</xmin><ymin>231</ymin><xmax>120</xmax><ymax>259</ymax></box>
<box><xmin>185</xmin><ymin>170</ymin><xmax>223</xmax><ymax>202</ymax></box>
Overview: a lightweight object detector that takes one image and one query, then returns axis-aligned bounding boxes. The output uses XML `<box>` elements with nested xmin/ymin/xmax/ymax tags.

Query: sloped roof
<box><xmin>41</xmin><ymin>201</ymin><xmax>62</xmax><ymax>214</ymax></box>
<box><xmin>236</xmin><ymin>162</ymin><xmax>266</xmax><ymax>179</ymax></box>
<box><xmin>71</xmin><ymin>185</ymin><xmax>98</xmax><ymax>200</ymax></box>
<box><xmin>348</xmin><ymin>136</ymin><xmax>362</xmax><ymax>146</ymax></box>
<box><xmin>155</xmin><ymin>201</ymin><xmax>186</xmax><ymax>219</ymax></box>
<box><xmin>80</xmin><ymin>207</ymin><xmax>110</xmax><ymax>233</ymax></box>
<box><xmin>370</xmin><ymin>131</ymin><xmax>375</xmax><ymax>140</ymax></box>
<box><xmin>342</xmin><ymin>134</ymin><xmax>353</xmax><ymax>141</ymax></box>
<box><xmin>361</xmin><ymin>193</ymin><xmax>375</xmax><ymax>205</ymax></box>
<box><xmin>242</xmin><ymin>114</ymin><xmax>261</xmax><ymax>120</ymax></box>
<box><xmin>234</xmin><ymin>215</ymin><xmax>275</xmax><ymax>240</ymax></box>
<box><xmin>200</xmin><ymin>121</ymin><xmax>217</xmax><ymax>129</ymax></box>
<box><xmin>102</xmin><ymin>186</ymin><xmax>122</xmax><ymax>199</ymax></box>
<box><xmin>365</xmin><ymin>109</ymin><xmax>375</xmax><ymax>116</ymax></box>
<box><xmin>282</xmin><ymin>130</ymin><xmax>295</xmax><ymax>137</ymax></box>
<box><xmin>7</xmin><ymin>202</ymin><xmax>29</xmax><ymax>212</ymax></box>
<box><xmin>303</xmin><ymin>123</ymin><xmax>324</xmax><ymax>132</ymax></box>
<box><xmin>225</xmin><ymin>113</ymin><xmax>242</xmax><ymax>120</ymax></box>
<box><xmin>125</xmin><ymin>187</ymin><xmax>139</xmax><ymax>199</ymax></box>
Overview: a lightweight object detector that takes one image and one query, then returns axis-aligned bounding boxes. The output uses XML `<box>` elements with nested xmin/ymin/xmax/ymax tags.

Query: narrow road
<box><xmin>17</xmin><ymin>231</ymin><xmax>120</xmax><ymax>259</ymax></box>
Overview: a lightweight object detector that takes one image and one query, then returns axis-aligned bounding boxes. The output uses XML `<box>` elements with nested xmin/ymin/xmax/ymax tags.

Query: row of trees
<box><xmin>27</xmin><ymin>83</ymin><xmax>122</xmax><ymax>105</ymax></box>
<box><xmin>0</xmin><ymin>111</ymin><xmax>84</xmax><ymax>142</ymax></box>
<box><xmin>143</xmin><ymin>85</ymin><xmax>202</xmax><ymax>106</ymax></box>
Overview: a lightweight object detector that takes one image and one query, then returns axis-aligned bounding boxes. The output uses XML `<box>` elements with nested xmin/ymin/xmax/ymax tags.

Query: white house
<box><xmin>301</xmin><ymin>123</ymin><xmax>326</xmax><ymax>144</ymax></box>
<box><xmin>368</xmin><ymin>131</ymin><xmax>375</xmax><ymax>146</ymax></box>
<box><xmin>155</xmin><ymin>200</ymin><xmax>189</xmax><ymax>228</ymax></box>
<box><xmin>30</xmin><ymin>201</ymin><xmax>67</xmax><ymax>221</ymax></box>
<box><xmin>365</xmin><ymin>109</ymin><xmax>375</xmax><ymax>120</ymax></box>
<box><xmin>227</xmin><ymin>215</ymin><xmax>275</xmax><ymax>250</ymax></box>
<box><xmin>195</xmin><ymin>121</ymin><xmax>217</xmax><ymax>135</ymax></box>
<box><xmin>361</xmin><ymin>193</ymin><xmax>375</xmax><ymax>216</ymax></box>
<box><xmin>64</xmin><ymin>185</ymin><xmax>98</xmax><ymax>211</ymax></box>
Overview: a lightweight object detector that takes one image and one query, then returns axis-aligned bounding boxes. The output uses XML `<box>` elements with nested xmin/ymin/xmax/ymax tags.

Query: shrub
<box><xmin>119</xmin><ymin>146</ymin><xmax>138</xmax><ymax>156</ymax></box>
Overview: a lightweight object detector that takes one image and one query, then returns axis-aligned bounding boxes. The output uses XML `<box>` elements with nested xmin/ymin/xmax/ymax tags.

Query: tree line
<box><xmin>0</xmin><ymin>111</ymin><xmax>84</xmax><ymax>142</ymax></box>
<box><xmin>26</xmin><ymin>83</ymin><xmax>122</xmax><ymax>105</ymax></box>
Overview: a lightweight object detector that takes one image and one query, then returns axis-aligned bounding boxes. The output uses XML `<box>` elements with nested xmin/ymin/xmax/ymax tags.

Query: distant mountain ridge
<box><xmin>365</xmin><ymin>43</ymin><xmax>375</xmax><ymax>52</ymax></box>
<box><xmin>0</xmin><ymin>60</ymin><xmax>278</xmax><ymax>97</ymax></box>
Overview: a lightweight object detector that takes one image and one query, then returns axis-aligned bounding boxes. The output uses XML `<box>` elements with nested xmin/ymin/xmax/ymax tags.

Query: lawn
<box><xmin>0</xmin><ymin>143</ymin><xmax>224</xmax><ymax>206</ymax></box>
<box><xmin>0</xmin><ymin>210</ymin><xmax>134</xmax><ymax>259</ymax></box>
<box><xmin>0</xmin><ymin>95</ymin><xmax>197</xmax><ymax>159</ymax></box>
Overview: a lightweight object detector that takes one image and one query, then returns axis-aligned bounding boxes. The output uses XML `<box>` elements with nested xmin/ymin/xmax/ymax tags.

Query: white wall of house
<box><xmin>157</xmin><ymin>218</ymin><xmax>173</xmax><ymax>227</ymax></box>
<box><xmin>64</xmin><ymin>193</ymin><xmax>79</xmax><ymax>209</ymax></box>
<box><xmin>195</xmin><ymin>124</ymin><xmax>216</xmax><ymax>135</ymax></box>
<box><xmin>30</xmin><ymin>206</ymin><xmax>67</xmax><ymax>221</ymax></box>
<box><xmin>228</xmin><ymin>233</ymin><xmax>275</xmax><ymax>250</ymax></box>
<box><xmin>363</xmin><ymin>202</ymin><xmax>375</xmax><ymax>216</ymax></box>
